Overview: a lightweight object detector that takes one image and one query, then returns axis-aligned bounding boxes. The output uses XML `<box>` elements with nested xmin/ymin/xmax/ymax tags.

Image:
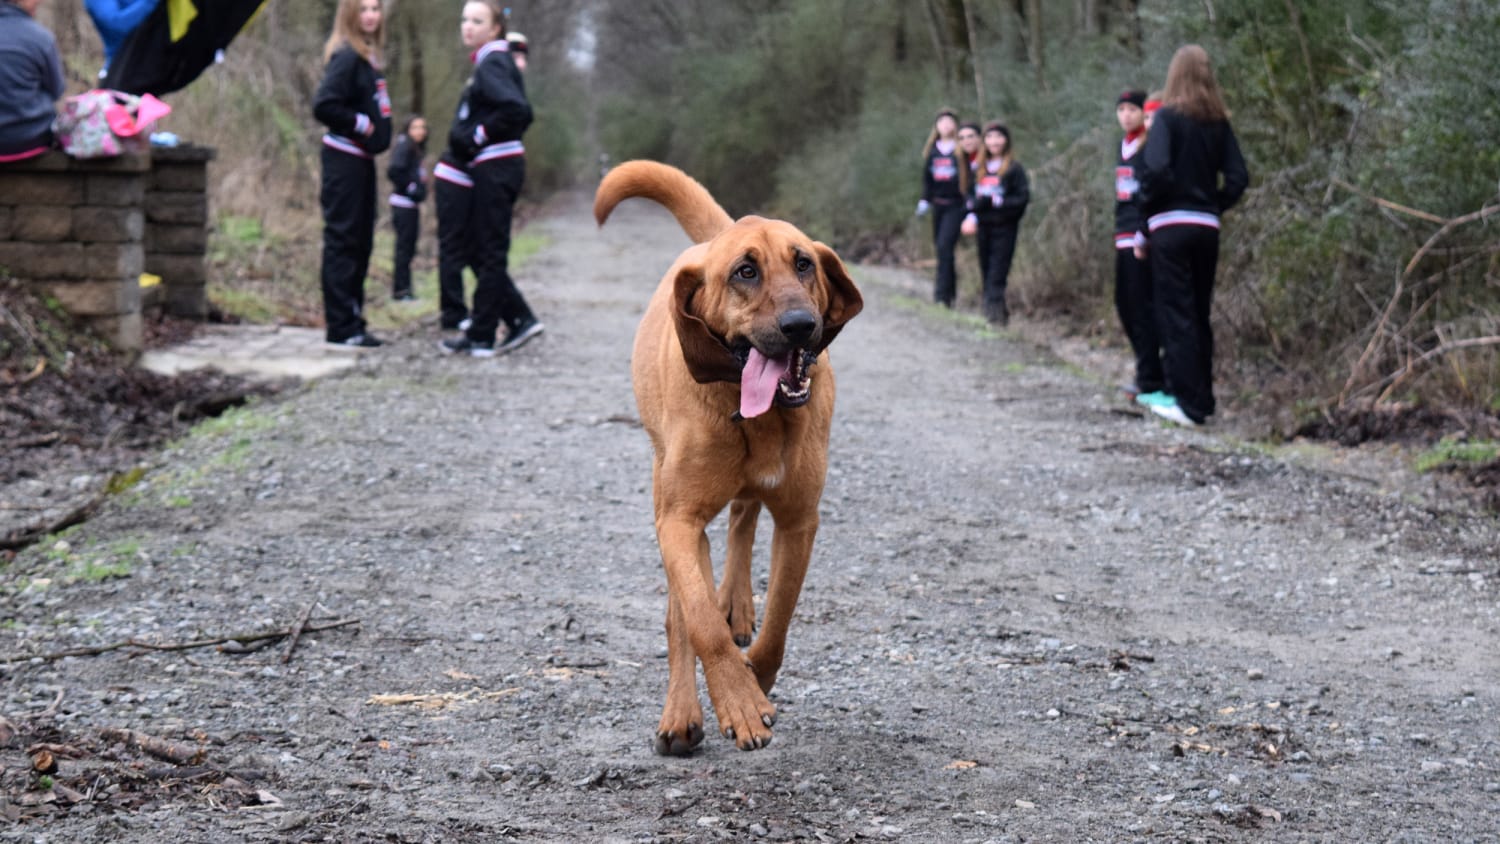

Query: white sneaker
<box><xmin>1150</xmin><ymin>402</ymin><xmax>1201</xmax><ymax>427</ymax></box>
<box><xmin>458</xmin><ymin>318</ymin><xmax>472</xmax><ymax>332</ymax></box>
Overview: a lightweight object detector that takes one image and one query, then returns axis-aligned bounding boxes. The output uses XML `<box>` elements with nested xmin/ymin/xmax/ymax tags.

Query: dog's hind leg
<box><xmin>745</xmin><ymin>509</ymin><xmax>818</xmax><ymax>695</ymax></box>
<box><xmin>717</xmin><ymin>498</ymin><xmax>761</xmax><ymax>648</ymax></box>
<box><xmin>655</xmin><ymin>592</ymin><xmax>705</xmax><ymax>755</ymax></box>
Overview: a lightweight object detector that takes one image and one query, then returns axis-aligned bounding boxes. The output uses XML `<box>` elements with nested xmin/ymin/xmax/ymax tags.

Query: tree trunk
<box><xmin>1025</xmin><ymin>0</ymin><xmax>1045</xmax><ymax>90</ymax></box>
<box><xmin>405</xmin><ymin>11</ymin><xmax>425</xmax><ymax>117</ymax></box>
<box><xmin>962</xmin><ymin>0</ymin><xmax>985</xmax><ymax>116</ymax></box>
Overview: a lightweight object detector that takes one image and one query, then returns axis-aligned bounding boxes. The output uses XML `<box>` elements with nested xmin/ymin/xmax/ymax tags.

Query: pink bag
<box><xmin>55</xmin><ymin>90</ymin><xmax>172</xmax><ymax>159</ymax></box>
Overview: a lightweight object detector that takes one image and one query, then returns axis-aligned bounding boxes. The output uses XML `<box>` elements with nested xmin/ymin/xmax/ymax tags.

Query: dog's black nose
<box><xmin>779</xmin><ymin>309</ymin><xmax>817</xmax><ymax>345</ymax></box>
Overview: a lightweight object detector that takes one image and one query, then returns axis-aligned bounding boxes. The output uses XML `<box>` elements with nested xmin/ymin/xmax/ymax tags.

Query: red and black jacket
<box><xmin>1138</xmin><ymin>106</ymin><xmax>1248</xmax><ymax>233</ymax></box>
<box><xmin>922</xmin><ymin>142</ymin><xmax>966</xmax><ymax>206</ymax></box>
<box><xmin>445</xmin><ymin>40</ymin><xmax>531</xmax><ymax>166</ymax></box>
<box><xmin>968</xmin><ymin>159</ymin><xmax>1030</xmax><ymax>227</ymax></box>
<box><xmin>1113</xmin><ymin>131</ymin><xmax>1146</xmax><ymax>248</ymax></box>
<box><xmin>313</xmin><ymin>45</ymin><xmax>393</xmax><ymax>158</ymax></box>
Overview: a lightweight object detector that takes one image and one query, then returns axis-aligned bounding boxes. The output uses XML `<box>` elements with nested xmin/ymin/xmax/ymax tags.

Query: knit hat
<box><xmin>935</xmin><ymin>107</ymin><xmax>958</xmax><ymax>122</ymax></box>
<box><xmin>507</xmin><ymin>32</ymin><xmax>528</xmax><ymax>54</ymax></box>
<box><xmin>1117</xmin><ymin>89</ymin><xmax>1147</xmax><ymax>109</ymax></box>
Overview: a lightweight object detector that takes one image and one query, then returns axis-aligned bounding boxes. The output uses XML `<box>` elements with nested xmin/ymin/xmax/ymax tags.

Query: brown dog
<box><xmin>594</xmin><ymin>161</ymin><xmax>863</xmax><ymax>754</ymax></box>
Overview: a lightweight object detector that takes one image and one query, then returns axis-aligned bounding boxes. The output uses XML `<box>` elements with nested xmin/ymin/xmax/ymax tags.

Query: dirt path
<box><xmin>3</xmin><ymin>195</ymin><xmax>1498</xmax><ymax>842</ymax></box>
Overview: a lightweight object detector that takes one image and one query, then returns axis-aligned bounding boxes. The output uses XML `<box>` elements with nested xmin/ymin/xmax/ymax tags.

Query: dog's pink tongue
<box><xmin>740</xmin><ymin>348</ymin><xmax>790</xmax><ymax>419</ymax></box>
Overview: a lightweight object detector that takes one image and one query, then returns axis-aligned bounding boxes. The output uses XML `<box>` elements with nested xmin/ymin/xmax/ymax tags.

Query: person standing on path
<box><xmin>387</xmin><ymin>115</ymin><xmax>428</xmax><ymax>302</ymax></box>
<box><xmin>1111</xmin><ymin>89</ymin><xmax>1163</xmax><ymax>398</ymax></box>
<box><xmin>313</xmin><ymin>0</ymin><xmax>392</xmax><ymax>348</ymax></box>
<box><xmin>1135</xmin><ymin>45</ymin><xmax>1249</xmax><ymax>427</ymax></box>
<box><xmin>960</xmin><ymin>122</ymin><xmax>1029</xmax><ymax>326</ymax></box>
<box><xmin>439</xmin><ymin>0</ymin><xmax>542</xmax><ymax>357</ymax></box>
<box><xmin>0</xmin><ymin>0</ymin><xmax>64</xmax><ymax>163</ymax></box>
<box><xmin>916</xmin><ymin>109</ymin><xmax>970</xmax><ymax>308</ymax></box>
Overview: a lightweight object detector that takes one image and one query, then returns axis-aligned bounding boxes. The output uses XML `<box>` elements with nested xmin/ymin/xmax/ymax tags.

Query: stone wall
<box><xmin>0</xmin><ymin>146</ymin><xmax>214</xmax><ymax>351</ymax></box>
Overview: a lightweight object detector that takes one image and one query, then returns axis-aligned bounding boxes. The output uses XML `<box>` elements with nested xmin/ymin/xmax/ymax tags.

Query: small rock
<box><xmin>1246</xmin><ymin>668</ymin><xmax>1265</xmax><ymax>681</ymax></box>
<box><xmin>1421</xmin><ymin>760</ymin><xmax>1446</xmax><ymax>774</ymax></box>
<box><xmin>1014</xmin><ymin>799</ymin><xmax>1036</xmax><ymax>809</ymax></box>
<box><xmin>749</xmin><ymin>823</ymin><xmax>769</xmax><ymax>837</ymax></box>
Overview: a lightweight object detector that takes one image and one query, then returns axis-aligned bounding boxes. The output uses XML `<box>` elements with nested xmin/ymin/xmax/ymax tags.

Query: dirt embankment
<box><xmin>2</xmin><ymin>198</ymin><xmax>1498</xmax><ymax>842</ymax></box>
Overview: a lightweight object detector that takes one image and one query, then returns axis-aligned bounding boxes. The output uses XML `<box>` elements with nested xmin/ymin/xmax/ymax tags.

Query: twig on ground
<box><xmin>0</xmin><ymin>618</ymin><xmax>361</xmax><ymax>664</ymax></box>
<box><xmin>281</xmin><ymin>601</ymin><xmax>319</xmax><ymax>665</ymax></box>
<box><xmin>100</xmin><ymin>727</ymin><xmax>205</xmax><ymax>765</ymax></box>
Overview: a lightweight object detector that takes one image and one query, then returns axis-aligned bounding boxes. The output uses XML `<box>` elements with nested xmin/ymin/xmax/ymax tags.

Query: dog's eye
<box><xmin>795</xmin><ymin>256</ymin><xmax>814</xmax><ymax>274</ymax></box>
<box><xmin>734</xmin><ymin>264</ymin><xmax>758</xmax><ymax>282</ymax></box>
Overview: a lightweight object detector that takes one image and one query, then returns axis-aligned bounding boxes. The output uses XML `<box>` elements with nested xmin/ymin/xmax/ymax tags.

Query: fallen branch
<box><xmin>101</xmin><ymin>727</ymin><xmax>205</xmax><ymax>765</ymax></box>
<box><xmin>0</xmin><ymin>617</ymin><xmax>361</xmax><ymax>664</ymax></box>
<box><xmin>0</xmin><ymin>358</ymin><xmax>46</xmax><ymax>387</ymax></box>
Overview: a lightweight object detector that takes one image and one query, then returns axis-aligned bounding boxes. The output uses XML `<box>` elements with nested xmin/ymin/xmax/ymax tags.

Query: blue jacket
<box><xmin>85</xmin><ymin>0</ymin><xmax>160</xmax><ymax>64</ymax></box>
<box><xmin>0</xmin><ymin>2</ymin><xmax>65</xmax><ymax>156</ymax></box>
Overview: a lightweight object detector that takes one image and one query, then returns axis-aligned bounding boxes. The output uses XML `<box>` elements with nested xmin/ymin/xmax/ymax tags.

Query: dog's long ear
<box><xmin>812</xmin><ymin>242</ymin><xmax>864</xmax><ymax>353</ymax></box>
<box><xmin>672</xmin><ymin>267</ymin><xmax>744</xmax><ymax>384</ymax></box>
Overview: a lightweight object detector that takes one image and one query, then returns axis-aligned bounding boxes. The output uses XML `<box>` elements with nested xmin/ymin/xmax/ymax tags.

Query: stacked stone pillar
<box><xmin>0</xmin><ymin>151</ymin><xmax>148</xmax><ymax>349</ymax></box>
<box><xmin>145</xmin><ymin>146</ymin><xmax>214</xmax><ymax>319</ymax></box>
<box><xmin>0</xmin><ymin>146</ymin><xmax>214</xmax><ymax>352</ymax></box>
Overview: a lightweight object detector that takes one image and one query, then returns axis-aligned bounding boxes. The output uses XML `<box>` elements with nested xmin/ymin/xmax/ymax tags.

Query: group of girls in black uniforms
<box><xmin>917</xmin><ymin>110</ymin><xmax>1030</xmax><ymax>325</ymax></box>
<box><xmin>917</xmin><ymin>44</ymin><xmax>1247</xmax><ymax>427</ymax></box>
<box><xmin>313</xmin><ymin>0</ymin><xmax>542</xmax><ymax>357</ymax></box>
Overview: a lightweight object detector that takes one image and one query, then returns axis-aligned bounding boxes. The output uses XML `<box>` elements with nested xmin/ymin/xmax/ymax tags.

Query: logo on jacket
<box><xmin>376</xmin><ymin>79</ymin><xmax>392</xmax><ymax>118</ymax></box>
<box><xmin>1115</xmin><ymin>166</ymin><xmax>1138</xmax><ymax>201</ymax></box>
<box><xmin>932</xmin><ymin>155</ymin><xmax>957</xmax><ymax>182</ymax></box>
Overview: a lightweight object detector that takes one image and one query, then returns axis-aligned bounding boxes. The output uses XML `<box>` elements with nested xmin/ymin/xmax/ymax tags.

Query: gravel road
<box><xmin>3</xmin><ymin>194</ymin><xmax>1498</xmax><ymax>843</ymax></box>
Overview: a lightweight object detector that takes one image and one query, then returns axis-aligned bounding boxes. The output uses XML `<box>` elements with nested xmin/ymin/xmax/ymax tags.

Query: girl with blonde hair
<box><xmin>313</xmin><ymin>0</ymin><xmax>392</xmax><ymax>347</ymax></box>
<box><xmin>1135</xmin><ymin>45</ymin><xmax>1249</xmax><ymax>426</ymax></box>
<box><xmin>917</xmin><ymin>109</ymin><xmax>970</xmax><ymax>307</ymax></box>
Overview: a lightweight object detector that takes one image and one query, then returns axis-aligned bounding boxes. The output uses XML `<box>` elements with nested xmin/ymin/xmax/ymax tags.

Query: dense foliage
<box><xmin>34</xmin><ymin>0</ymin><xmax>1500</xmax><ymax>421</ymax></box>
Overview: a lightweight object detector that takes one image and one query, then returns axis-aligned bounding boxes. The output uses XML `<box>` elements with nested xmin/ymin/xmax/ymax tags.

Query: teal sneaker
<box><xmin>1135</xmin><ymin>391</ymin><xmax>1175</xmax><ymax>408</ymax></box>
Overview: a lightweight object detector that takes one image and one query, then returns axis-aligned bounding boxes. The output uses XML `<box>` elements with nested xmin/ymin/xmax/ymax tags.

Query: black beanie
<box><xmin>1117</xmin><ymin>89</ymin><xmax>1147</xmax><ymax>109</ymax></box>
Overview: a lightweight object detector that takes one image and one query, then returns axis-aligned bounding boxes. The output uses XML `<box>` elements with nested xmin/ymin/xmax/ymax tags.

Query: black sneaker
<box><xmin>328</xmin><ymin>333</ymin><xmax>383</xmax><ymax>349</ymax></box>
<box><xmin>497</xmin><ymin>319</ymin><xmax>545</xmax><ymax>355</ymax></box>
<box><xmin>439</xmin><ymin>335</ymin><xmax>496</xmax><ymax>358</ymax></box>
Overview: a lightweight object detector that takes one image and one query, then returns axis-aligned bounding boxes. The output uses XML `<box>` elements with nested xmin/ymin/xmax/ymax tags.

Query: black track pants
<box><xmin>930</xmin><ymin>201</ymin><xmax>966</xmax><ymax>306</ymax></box>
<box><xmin>1114</xmin><ymin>246</ymin><xmax>1164</xmax><ymax>393</ymax></box>
<box><xmin>391</xmin><ymin>205</ymin><xmax>419</xmax><ymax>298</ymax></box>
<box><xmin>319</xmin><ymin>147</ymin><xmax>376</xmax><ymax>342</ymax></box>
<box><xmin>435</xmin><ymin>177</ymin><xmax>473</xmax><ymax>329</ymax></box>
<box><xmin>975</xmin><ymin>221</ymin><xmax>1018</xmax><ymax>318</ymax></box>
<box><xmin>467</xmin><ymin>156</ymin><xmax>535</xmax><ymax>345</ymax></box>
<box><xmin>1149</xmin><ymin>224</ymin><xmax>1219</xmax><ymax>422</ymax></box>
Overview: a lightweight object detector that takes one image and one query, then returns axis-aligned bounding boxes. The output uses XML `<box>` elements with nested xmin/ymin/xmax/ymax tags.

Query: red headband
<box><xmin>1143</xmin><ymin>99</ymin><xmax>1163</xmax><ymax>114</ymax></box>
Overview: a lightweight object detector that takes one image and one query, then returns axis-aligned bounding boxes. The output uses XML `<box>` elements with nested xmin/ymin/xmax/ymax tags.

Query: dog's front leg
<box><xmin>745</xmin><ymin>512</ymin><xmax>817</xmax><ymax>694</ymax></box>
<box><xmin>717</xmin><ymin>498</ymin><xmax>761</xmax><ymax>647</ymax></box>
<box><xmin>655</xmin><ymin>592</ymin><xmax>705</xmax><ymax>755</ymax></box>
<box><xmin>657</xmin><ymin>515</ymin><xmax>777</xmax><ymax>750</ymax></box>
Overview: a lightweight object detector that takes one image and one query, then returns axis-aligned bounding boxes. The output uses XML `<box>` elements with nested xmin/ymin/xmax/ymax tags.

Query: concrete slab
<box><xmin>139</xmin><ymin>324</ymin><xmax>367</xmax><ymax>380</ymax></box>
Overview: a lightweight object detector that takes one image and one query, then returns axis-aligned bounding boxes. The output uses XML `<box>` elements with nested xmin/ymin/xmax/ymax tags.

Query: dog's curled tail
<box><xmin>593</xmin><ymin>160</ymin><xmax>734</xmax><ymax>245</ymax></box>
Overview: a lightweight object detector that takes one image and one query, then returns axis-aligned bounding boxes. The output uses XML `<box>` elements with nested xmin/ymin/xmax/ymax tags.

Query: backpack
<box><xmin>54</xmin><ymin>90</ymin><xmax>172</xmax><ymax>159</ymax></box>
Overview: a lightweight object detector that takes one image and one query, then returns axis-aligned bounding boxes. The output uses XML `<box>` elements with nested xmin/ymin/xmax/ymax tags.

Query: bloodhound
<box><xmin>594</xmin><ymin>161</ymin><xmax>863</xmax><ymax>754</ymax></box>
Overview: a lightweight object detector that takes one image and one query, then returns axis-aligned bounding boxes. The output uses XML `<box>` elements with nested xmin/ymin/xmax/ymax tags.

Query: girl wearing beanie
<box><xmin>1135</xmin><ymin>46</ymin><xmax>1249</xmax><ymax>426</ymax></box>
<box><xmin>1111</xmin><ymin>89</ymin><xmax>1163</xmax><ymax>398</ymax></box>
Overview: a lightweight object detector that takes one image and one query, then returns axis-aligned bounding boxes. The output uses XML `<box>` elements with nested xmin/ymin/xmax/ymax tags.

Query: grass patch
<box><xmin>1414</xmin><ymin>438</ymin><xmax>1500</xmax><ymax>473</ymax></box>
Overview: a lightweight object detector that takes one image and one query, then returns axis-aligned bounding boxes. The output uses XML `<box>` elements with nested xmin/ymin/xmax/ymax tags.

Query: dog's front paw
<box><xmin>653</xmin><ymin>721</ymin><xmax>705</xmax><ymax>756</ymax></box>
<box><xmin>715</xmin><ymin>692</ymin><xmax>777</xmax><ymax>751</ymax></box>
